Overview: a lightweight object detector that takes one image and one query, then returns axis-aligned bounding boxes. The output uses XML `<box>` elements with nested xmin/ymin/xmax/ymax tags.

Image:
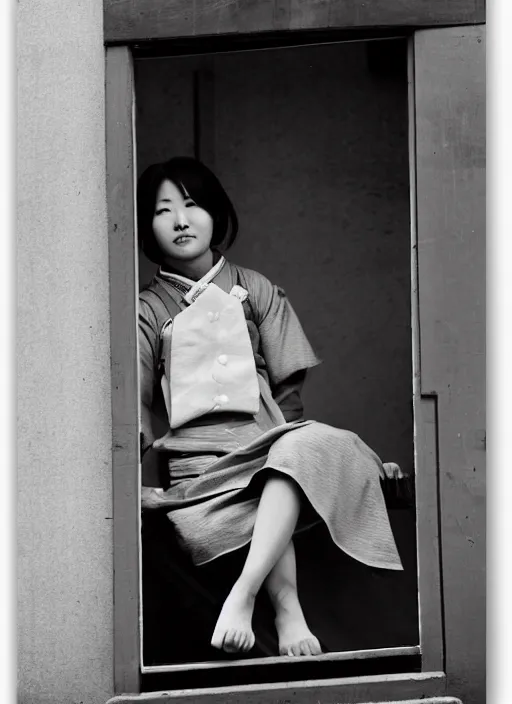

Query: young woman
<box><xmin>137</xmin><ymin>156</ymin><xmax>402</xmax><ymax>658</ymax></box>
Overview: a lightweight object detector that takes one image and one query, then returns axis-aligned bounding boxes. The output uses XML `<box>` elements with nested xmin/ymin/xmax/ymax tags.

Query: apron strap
<box><xmin>151</xmin><ymin>280</ymin><xmax>184</xmax><ymax>318</ymax></box>
<box><xmin>140</xmin><ymin>281</ymin><xmax>185</xmax><ymax>375</ymax></box>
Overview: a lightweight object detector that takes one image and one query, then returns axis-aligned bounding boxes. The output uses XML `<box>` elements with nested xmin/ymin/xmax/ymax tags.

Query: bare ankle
<box><xmin>235</xmin><ymin>572</ymin><xmax>264</xmax><ymax>600</ymax></box>
<box><xmin>270</xmin><ymin>583</ymin><xmax>301</xmax><ymax>615</ymax></box>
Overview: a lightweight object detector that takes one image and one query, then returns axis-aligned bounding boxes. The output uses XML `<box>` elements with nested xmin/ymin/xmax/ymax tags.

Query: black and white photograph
<box><xmin>14</xmin><ymin>1</ymin><xmax>491</xmax><ymax>703</ymax></box>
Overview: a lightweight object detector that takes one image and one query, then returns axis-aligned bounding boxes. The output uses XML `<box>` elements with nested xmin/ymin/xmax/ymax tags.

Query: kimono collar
<box><xmin>158</xmin><ymin>255</ymin><xmax>227</xmax><ymax>303</ymax></box>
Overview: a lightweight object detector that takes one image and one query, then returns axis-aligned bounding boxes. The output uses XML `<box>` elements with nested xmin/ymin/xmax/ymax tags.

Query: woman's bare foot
<box><xmin>274</xmin><ymin>588</ymin><xmax>322</xmax><ymax>657</ymax></box>
<box><xmin>211</xmin><ymin>580</ymin><xmax>256</xmax><ymax>653</ymax></box>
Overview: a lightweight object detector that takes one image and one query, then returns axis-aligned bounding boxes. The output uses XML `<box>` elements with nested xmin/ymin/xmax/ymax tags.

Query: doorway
<box><xmin>135</xmin><ymin>37</ymin><xmax>418</xmax><ymax>682</ymax></box>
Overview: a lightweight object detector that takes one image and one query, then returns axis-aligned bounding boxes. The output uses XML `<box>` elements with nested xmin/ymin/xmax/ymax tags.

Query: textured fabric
<box><xmin>235</xmin><ymin>266</ymin><xmax>321</xmax><ymax>386</ymax></box>
<box><xmin>138</xmin><ymin>258</ymin><xmax>320</xmax><ymax>450</ymax></box>
<box><xmin>144</xmin><ymin>421</ymin><xmax>402</xmax><ymax>570</ymax></box>
<box><xmin>139</xmin><ymin>258</ymin><xmax>402</xmax><ymax>572</ymax></box>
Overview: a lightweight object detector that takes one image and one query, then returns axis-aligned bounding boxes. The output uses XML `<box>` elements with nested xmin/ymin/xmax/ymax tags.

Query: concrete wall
<box><xmin>17</xmin><ymin>2</ymin><xmax>114</xmax><ymax>703</ymax></box>
<box><xmin>135</xmin><ymin>41</ymin><xmax>413</xmax><ymax>471</ymax></box>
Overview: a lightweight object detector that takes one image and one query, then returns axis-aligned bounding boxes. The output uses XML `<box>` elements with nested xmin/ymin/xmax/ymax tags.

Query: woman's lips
<box><xmin>173</xmin><ymin>234</ymin><xmax>196</xmax><ymax>245</ymax></box>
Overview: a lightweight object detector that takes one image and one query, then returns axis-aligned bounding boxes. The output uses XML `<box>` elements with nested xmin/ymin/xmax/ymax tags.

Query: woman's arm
<box><xmin>237</xmin><ymin>266</ymin><xmax>320</xmax><ymax>421</ymax></box>
<box><xmin>241</xmin><ymin>267</ymin><xmax>320</xmax><ymax>392</ymax></box>
<box><xmin>139</xmin><ymin>298</ymin><xmax>159</xmax><ymax>455</ymax></box>
<box><xmin>272</xmin><ymin>370</ymin><xmax>308</xmax><ymax>422</ymax></box>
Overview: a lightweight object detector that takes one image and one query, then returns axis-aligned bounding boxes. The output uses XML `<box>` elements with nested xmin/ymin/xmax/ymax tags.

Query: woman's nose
<box><xmin>174</xmin><ymin>208</ymin><xmax>189</xmax><ymax>231</ymax></box>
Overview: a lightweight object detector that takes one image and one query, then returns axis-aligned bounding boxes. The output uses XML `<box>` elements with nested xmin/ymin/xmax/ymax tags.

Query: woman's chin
<box><xmin>162</xmin><ymin>247</ymin><xmax>214</xmax><ymax>272</ymax></box>
<box><xmin>166</xmin><ymin>247</ymin><xmax>204</xmax><ymax>262</ymax></box>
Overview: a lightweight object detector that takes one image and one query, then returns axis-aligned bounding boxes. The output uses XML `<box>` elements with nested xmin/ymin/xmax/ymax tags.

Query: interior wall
<box><xmin>136</xmin><ymin>41</ymin><xmax>412</xmax><ymax>470</ymax></box>
<box><xmin>17</xmin><ymin>1</ymin><xmax>114</xmax><ymax>702</ymax></box>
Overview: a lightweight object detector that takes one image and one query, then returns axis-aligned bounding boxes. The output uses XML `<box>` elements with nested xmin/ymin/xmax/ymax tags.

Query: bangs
<box><xmin>165</xmin><ymin>162</ymin><xmax>210</xmax><ymax>205</ymax></box>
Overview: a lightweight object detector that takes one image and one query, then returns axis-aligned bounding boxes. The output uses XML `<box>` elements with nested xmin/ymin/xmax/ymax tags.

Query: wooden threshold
<box><xmin>140</xmin><ymin>650</ymin><xmax>422</xmax><ymax>693</ymax></box>
<box><xmin>142</xmin><ymin>645</ymin><xmax>420</xmax><ymax>674</ymax></box>
<box><xmin>106</xmin><ymin>671</ymin><xmax>446</xmax><ymax>703</ymax></box>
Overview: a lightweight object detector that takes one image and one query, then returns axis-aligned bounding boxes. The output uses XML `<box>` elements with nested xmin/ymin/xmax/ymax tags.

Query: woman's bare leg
<box><xmin>265</xmin><ymin>540</ymin><xmax>321</xmax><ymax>656</ymax></box>
<box><xmin>211</xmin><ymin>472</ymin><xmax>301</xmax><ymax>653</ymax></box>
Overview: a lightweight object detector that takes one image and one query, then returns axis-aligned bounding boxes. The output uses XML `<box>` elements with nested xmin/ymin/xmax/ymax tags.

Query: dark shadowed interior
<box><xmin>134</xmin><ymin>38</ymin><xmax>418</xmax><ymax>678</ymax></box>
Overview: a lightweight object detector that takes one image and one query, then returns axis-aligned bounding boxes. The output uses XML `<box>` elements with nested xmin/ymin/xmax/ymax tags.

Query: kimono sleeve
<box><xmin>246</xmin><ymin>269</ymin><xmax>321</xmax><ymax>387</ymax></box>
<box><xmin>138</xmin><ymin>296</ymin><xmax>159</xmax><ymax>453</ymax></box>
<box><xmin>273</xmin><ymin>370</ymin><xmax>308</xmax><ymax>422</ymax></box>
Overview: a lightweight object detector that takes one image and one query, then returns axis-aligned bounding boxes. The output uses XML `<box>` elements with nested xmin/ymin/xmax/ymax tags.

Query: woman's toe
<box><xmin>247</xmin><ymin>632</ymin><xmax>255</xmax><ymax>652</ymax></box>
<box><xmin>300</xmin><ymin>640</ymin><xmax>313</xmax><ymax>656</ymax></box>
<box><xmin>310</xmin><ymin>637</ymin><xmax>322</xmax><ymax>655</ymax></box>
<box><xmin>223</xmin><ymin>628</ymin><xmax>237</xmax><ymax>652</ymax></box>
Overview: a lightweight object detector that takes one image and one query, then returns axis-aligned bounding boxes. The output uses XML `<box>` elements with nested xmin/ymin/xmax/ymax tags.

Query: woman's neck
<box><xmin>162</xmin><ymin>249</ymin><xmax>215</xmax><ymax>281</ymax></box>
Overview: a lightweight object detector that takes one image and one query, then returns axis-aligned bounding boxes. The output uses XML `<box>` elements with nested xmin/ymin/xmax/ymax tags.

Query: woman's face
<box><xmin>152</xmin><ymin>179</ymin><xmax>214</xmax><ymax>266</ymax></box>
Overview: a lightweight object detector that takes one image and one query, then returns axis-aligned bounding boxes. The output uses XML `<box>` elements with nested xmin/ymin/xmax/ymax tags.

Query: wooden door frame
<box><xmin>105</xmin><ymin>8</ymin><xmax>485</xmax><ymax>700</ymax></box>
<box><xmin>106</xmin><ymin>45</ymin><xmax>141</xmax><ymax>695</ymax></box>
<box><xmin>104</xmin><ymin>0</ymin><xmax>484</xmax><ymax>44</ymax></box>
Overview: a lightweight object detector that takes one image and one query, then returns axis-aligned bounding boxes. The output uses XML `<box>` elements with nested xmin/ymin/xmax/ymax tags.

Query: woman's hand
<box><xmin>141</xmin><ymin>485</ymin><xmax>166</xmax><ymax>509</ymax></box>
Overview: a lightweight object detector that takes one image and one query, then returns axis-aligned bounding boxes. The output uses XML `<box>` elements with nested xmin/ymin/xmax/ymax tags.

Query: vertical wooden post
<box><xmin>408</xmin><ymin>38</ymin><xmax>445</xmax><ymax>673</ymax></box>
<box><xmin>105</xmin><ymin>45</ymin><xmax>141</xmax><ymax>694</ymax></box>
<box><xmin>413</xmin><ymin>25</ymin><xmax>485</xmax><ymax>703</ymax></box>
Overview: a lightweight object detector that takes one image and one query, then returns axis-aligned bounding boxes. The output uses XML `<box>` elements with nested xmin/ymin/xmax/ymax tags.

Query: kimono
<box><xmin>139</xmin><ymin>254</ymin><xmax>402</xmax><ymax>571</ymax></box>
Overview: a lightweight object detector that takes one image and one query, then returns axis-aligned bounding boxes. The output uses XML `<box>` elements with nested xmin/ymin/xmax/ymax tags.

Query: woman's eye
<box><xmin>155</xmin><ymin>208</ymin><xmax>171</xmax><ymax>215</ymax></box>
<box><xmin>185</xmin><ymin>201</ymin><xmax>197</xmax><ymax>208</ymax></box>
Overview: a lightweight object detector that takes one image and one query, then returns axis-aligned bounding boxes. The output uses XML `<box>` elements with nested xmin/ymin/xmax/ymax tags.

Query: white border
<box><xmin>489</xmin><ymin>2</ymin><xmax>512</xmax><ymax>704</ymax></box>
<box><xmin>1</xmin><ymin>0</ymin><xmax>15</xmax><ymax>701</ymax></box>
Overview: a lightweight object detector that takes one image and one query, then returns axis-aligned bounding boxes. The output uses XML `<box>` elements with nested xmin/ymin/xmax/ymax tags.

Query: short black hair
<box><xmin>137</xmin><ymin>156</ymin><xmax>239</xmax><ymax>264</ymax></box>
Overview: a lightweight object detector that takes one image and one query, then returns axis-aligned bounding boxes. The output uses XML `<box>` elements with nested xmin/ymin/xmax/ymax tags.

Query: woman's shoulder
<box><xmin>227</xmin><ymin>261</ymin><xmax>287</xmax><ymax>321</ymax></box>
<box><xmin>229</xmin><ymin>262</ymin><xmax>277</xmax><ymax>295</ymax></box>
<box><xmin>139</xmin><ymin>280</ymin><xmax>159</xmax><ymax>315</ymax></box>
<box><xmin>139</xmin><ymin>272</ymin><xmax>162</xmax><ymax>297</ymax></box>
<box><xmin>138</xmin><ymin>277</ymin><xmax>172</xmax><ymax>331</ymax></box>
